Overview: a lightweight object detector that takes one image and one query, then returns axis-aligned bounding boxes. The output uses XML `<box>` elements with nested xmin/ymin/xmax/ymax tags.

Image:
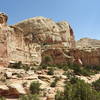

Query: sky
<box><xmin>0</xmin><ymin>0</ymin><xmax>100</xmax><ymax>40</ymax></box>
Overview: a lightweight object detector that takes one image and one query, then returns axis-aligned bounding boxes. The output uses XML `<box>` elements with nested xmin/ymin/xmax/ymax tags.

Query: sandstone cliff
<box><xmin>14</xmin><ymin>16</ymin><xmax>75</xmax><ymax>48</ymax></box>
<box><xmin>73</xmin><ymin>38</ymin><xmax>100</xmax><ymax>66</ymax></box>
<box><xmin>14</xmin><ymin>16</ymin><xmax>76</xmax><ymax>65</ymax></box>
<box><xmin>0</xmin><ymin>13</ymin><xmax>41</xmax><ymax>67</ymax></box>
<box><xmin>76</xmin><ymin>38</ymin><xmax>100</xmax><ymax>49</ymax></box>
<box><xmin>0</xmin><ymin>12</ymin><xmax>100</xmax><ymax>67</ymax></box>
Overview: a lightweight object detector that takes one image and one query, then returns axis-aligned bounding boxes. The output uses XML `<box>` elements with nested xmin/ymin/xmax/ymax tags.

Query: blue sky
<box><xmin>0</xmin><ymin>0</ymin><xmax>100</xmax><ymax>40</ymax></box>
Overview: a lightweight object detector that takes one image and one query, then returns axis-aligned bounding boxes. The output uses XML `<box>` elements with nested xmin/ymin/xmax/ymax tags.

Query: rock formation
<box><xmin>14</xmin><ymin>16</ymin><xmax>75</xmax><ymax>65</ymax></box>
<box><xmin>0</xmin><ymin>13</ymin><xmax>100</xmax><ymax>100</ymax></box>
<box><xmin>0</xmin><ymin>13</ymin><xmax>41</xmax><ymax>67</ymax></box>
<box><xmin>0</xmin><ymin>12</ymin><xmax>100</xmax><ymax>67</ymax></box>
<box><xmin>14</xmin><ymin>17</ymin><xmax>75</xmax><ymax>48</ymax></box>
<box><xmin>76</xmin><ymin>38</ymin><xmax>100</xmax><ymax>49</ymax></box>
<box><xmin>73</xmin><ymin>38</ymin><xmax>100</xmax><ymax>66</ymax></box>
<box><xmin>68</xmin><ymin>48</ymin><xmax>100</xmax><ymax>66</ymax></box>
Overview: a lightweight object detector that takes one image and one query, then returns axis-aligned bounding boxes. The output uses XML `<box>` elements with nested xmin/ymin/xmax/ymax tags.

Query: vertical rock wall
<box><xmin>0</xmin><ymin>13</ymin><xmax>41</xmax><ymax>67</ymax></box>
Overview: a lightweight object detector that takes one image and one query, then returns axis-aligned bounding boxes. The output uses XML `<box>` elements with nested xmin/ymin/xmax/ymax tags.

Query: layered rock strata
<box><xmin>0</xmin><ymin>13</ymin><xmax>100</xmax><ymax>67</ymax></box>
<box><xmin>0</xmin><ymin>13</ymin><xmax>41</xmax><ymax>67</ymax></box>
<box><xmin>14</xmin><ymin>16</ymin><xmax>75</xmax><ymax>49</ymax></box>
<box><xmin>14</xmin><ymin>16</ymin><xmax>75</xmax><ymax>65</ymax></box>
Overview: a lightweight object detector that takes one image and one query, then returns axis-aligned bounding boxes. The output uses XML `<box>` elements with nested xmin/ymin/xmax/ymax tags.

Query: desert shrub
<box><xmin>47</xmin><ymin>67</ymin><xmax>54</xmax><ymax>75</ymax></box>
<box><xmin>30</xmin><ymin>81</ymin><xmax>41</xmax><ymax>94</ymax></box>
<box><xmin>92</xmin><ymin>78</ymin><xmax>100</xmax><ymax>92</ymax></box>
<box><xmin>0</xmin><ymin>76</ymin><xmax>6</xmax><ymax>82</ymax></box>
<box><xmin>50</xmin><ymin>81</ymin><xmax>56</xmax><ymax>87</ymax></box>
<box><xmin>53</xmin><ymin>64</ymin><xmax>69</xmax><ymax>71</ymax></box>
<box><xmin>0</xmin><ymin>96</ymin><xmax>5</xmax><ymax>100</ymax></box>
<box><xmin>67</xmin><ymin>63</ymin><xmax>95</xmax><ymax>76</ymax></box>
<box><xmin>19</xmin><ymin>94</ymin><xmax>40</xmax><ymax>100</ymax></box>
<box><xmin>8</xmin><ymin>61</ymin><xmax>30</xmax><ymax>71</ymax></box>
<box><xmin>50</xmin><ymin>77</ymin><xmax>59</xmax><ymax>87</ymax></box>
<box><xmin>40</xmin><ymin>64</ymin><xmax>48</xmax><ymax>69</ymax></box>
<box><xmin>43</xmin><ymin>55</ymin><xmax>53</xmax><ymax>64</ymax></box>
<box><xmin>69</xmin><ymin>64</ymin><xmax>83</xmax><ymax>75</ymax></box>
<box><xmin>22</xmin><ymin>64</ymin><xmax>30</xmax><ymax>71</ymax></box>
<box><xmin>8</xmin><ymin>61</ymin><xmax>22</xmax><ymax>69</ymax></box>
<box><xmin>59</xmin><ymin>64</ymin><xmax>69</xmax><ymax>71</ymax></box>
<box><xmin>86</xmin><ymin>65</ymin><xmax>100</xmax><ymax>71</ymax></box>
<box><xmin>55</xmin><ymin>91</ymin><xmax>64</xmax><ymax>100</ymax></box>
<box><xmin>55</xmin><ymin>78</ymin><xmax>100</xmax><ymax>100</ymax></box>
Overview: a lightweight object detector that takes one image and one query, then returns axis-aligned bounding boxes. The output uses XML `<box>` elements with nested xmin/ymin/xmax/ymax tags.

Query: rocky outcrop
<box><xmin>76</xmin><ymin>38</ymin><xmax>100</xmax><ymax>49</ymax></box>
<box><xmin>0</xmin><ymin>66</ymin><xmax>100</xmax><ymax>99</ymax></box>
<box><xmin>14</xmin><ymin>16</ymin><xmax>75</xmax><ymax>48</ymax></box>
<box><xmin>0</xmin><ymin>12</ymin><xmax>100</xmax><ymax>67</ymax></box>
<box><xmin>0</xmin><ymin>13</ymin><xmax>76</xmax><ymax>67</ymax></box>
<box><xmin>13</xmin><ymin>16</ymin><xmax>75</xmax><ymax>65</ymax></box>
<box><xmin>68</xmin><ymin>48</ymin><xmax>100</xmax><ymax>66</ymax></box>
<box><xmin>42</xmin><ymin>48</ymin><xmax>71</xmax><ymax>65</ymax></box>
<box><xmin>0</xmin><ymin>67</ymin><xmax>65</xmax><ymax>99</ymax></box>
<box><xmin>74</xmin><ymin>38</ymin><xmax>100</xmax><ymax>66</ymax></box>
<box><xmin>0</xmin><ymin>13</ymin><xmax>41</xmax><ymax>67</ymax></box>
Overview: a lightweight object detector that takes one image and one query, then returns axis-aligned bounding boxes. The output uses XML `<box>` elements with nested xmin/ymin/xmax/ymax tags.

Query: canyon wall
<box><xmin>0</xmin><ymin>13</ymin><xmax>41</xmax><ymax>67</ymax></box>
<box><xmin>0</xmin><ymin>13</ymin><xmax>100</xmax><ymax>67</ymax></box>
<box><xmin>14</xmin><ymin>16</ymin><xmax>75</xmax><ymax>65</ymax></box>
<box><xmin>14</xmin><ymin>16</ymin><xmax>75</xmax><ymax>49</ymax></box>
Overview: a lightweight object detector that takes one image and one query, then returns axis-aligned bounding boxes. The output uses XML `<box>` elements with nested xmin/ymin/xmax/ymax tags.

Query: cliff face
<box><xmin>0</xmin><ymin>13</ymin><xmax>41</xmax><ymax>67</ymax></box>
<box><xmin>14</xmin><ymin>16</ymin><xmax>75</xmax><ymax>65</ymax></box>
<box><xmin>76</xmin><ymin>38</ymin><xmax>100</xmax><ymax>49</ymax></box>
<box><xmin>0</xmin><ymin>13</ymin><xmax>75</xmax><ymax>67</ymax></box>
<box><xmin>68</xmin><ymin>48</ymin><xmax>100</xmax><ymax>66</ymax></box>
<box><xmin>0</xmin><ymin>13</ymin><xmax>100</xmax><ymax>67</ymax></box>
<box><xmin>14</xmin><ymin>16</ymin><xmax>75</xmax><ymax>48</ymax></box>
<box><xmin>73</xmin><ymin>38</ymin><xmax>100</xmax><ymax>66</ymax></box>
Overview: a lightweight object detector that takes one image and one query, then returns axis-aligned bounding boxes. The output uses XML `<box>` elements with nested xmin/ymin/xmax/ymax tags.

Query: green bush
<box><xmin>8</xmin><ymin>61</ymin><xmax>22</xmax><ymax>69</ymax></box>
<box><xmin>50</xmin><ymin>77</ymin><xmax>59</xmax><ymax>87</ymax></box>
<box><xmin>47</xmin><ymin>67</ymin><xmax>54</xmax><ymax>75</ymax></box>
<box><xmin>40</xmin><ymin>64</ymin><xmax>48</xmax><ymax>69</ymax></box>
<box><xmin>92</xmin><ymin>78</ymin><xmax>100</xmax><ymax>92</ymax></box>
<box><xmin>67</xmin><ymin>63</ymin><xmax>95</xmax><ymax>76</ymax></box>
<box><xmin>50</xmin><ymin>81</ymin><xmax>56</xmax><ymax>87</ymax></box>
<box><xmin>0</xmin><ymin>96</ymin><xmax>5</xmax><ymax>100</ymax></box>
<box><xmin>43</xmin><ymin>56</ymin><xmax>53</xmax><ymax>64</ymax></box>
<box><xmin>55</xmin><ymin>91</ymin><xmax>64</xmax><ymax>100</ymax></box>
<box><xmin>30</xmin><ymin>81</ymin><xmax>41</xmax><ymax>94</ymax></box>
<box><xmin>22</xmin><ymin>64</ymin><xmax>30</xmax><ymax>71</ymax></box>
<box><xmin>19</xmin><ymin>94</ymin><xmax>40</xmax><ymax>100</ymax></box>
<box><xmin>86</xmin><ymin>65</ymin><xmax>100</xmax><ymax>72</ymax></box>
<box><xmin>55</xmin><ymin>78</ymin><xmax>100</xmax><ymax>100</ymax></box>
<box><xmin>8</xmin><ymin>61</ymin><xmax>30</xmax><ymax>71</ymax></box>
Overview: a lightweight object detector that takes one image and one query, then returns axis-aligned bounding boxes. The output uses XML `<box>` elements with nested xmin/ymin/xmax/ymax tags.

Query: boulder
<box><xmin>5</xmin><ymin>72</ymin><xmax>12</xmax><ymax>79</ymax></box>
<box><xmin>7</xmin><ymin>83</ymin><xmax>26</xmax><ymax>97</ymax></box>
<box><xmin>0</xmin><ymin>85</ymin><xmax>9</xmax><ymax>96</ymax></box>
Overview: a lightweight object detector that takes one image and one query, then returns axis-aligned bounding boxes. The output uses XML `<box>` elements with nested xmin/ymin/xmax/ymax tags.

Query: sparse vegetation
<box><xmin>8</xmin><ymin>61</ymin><xmax>22</xmax><ymax>69</ymax></box>
<box><xmin>19</xmin><ymin>94</ymin><xmax>40</xmax><ymax>100</ymax></box>
<box><xmin>55</xmin><ymin>91</ymin><xmax>64</xmax><ymax>100</ymax></box>
<box><xmin>0</xmin><ymin>76</ymin><xmax>6</xmax><ymax>82</ymax></box>
<box><xmin>29</xmin><ymin>81</ymin><xmax>41</xmax><ymax>94</ymax></box>
<box><xmin>43</xmin><ymin>55</ymin><xmax>53</xmax><ymax>64</ymax></box>
<box><xmin>55</xmin><ymin>77</ymin><xmax>100</xmax><ymax>100</ymax></box>
<box><xmin>50</xmin><ymin>77</ymin><xmax>59</xmax><ymax>87</ymax></box>
<box><xmin>0</xmin><ymin>96</ymin><xmax>6</xmax><ymax>100</ymax></box>
<box><xmin>47</xmin><ymin>63</ymin><xmax>99</xmax><ymax>76</ymax></box>
<box><xmin>47</xmin><ymin>67</ymin><xmax>54</xmax><ymax>75</ymax></box>
<box><xmin>39</xmin><ymin>64</ymin><xmax>48</xmax><ymax>69</ymax></box>
<box><xmin>8</xmin><ymin>61</ymin><xmax>30</xmax><ymax>71</ymax></box>
<box><xmin>92</xmin><ymin>78</ymin><xmax>100</xmax><ymax>92</ymax></box>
